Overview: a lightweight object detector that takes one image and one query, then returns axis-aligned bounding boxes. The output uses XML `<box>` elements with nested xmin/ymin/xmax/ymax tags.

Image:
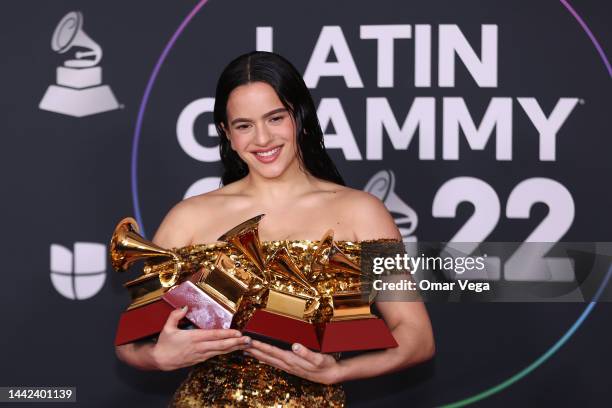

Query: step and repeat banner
<box><xmin>1</xmin><ymin>1</ymin><xmax>610</xmax><ymax>407</ymax></box>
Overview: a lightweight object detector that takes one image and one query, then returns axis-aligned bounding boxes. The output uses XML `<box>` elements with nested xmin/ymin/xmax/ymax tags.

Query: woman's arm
<box><xmin>334</xmin><ymin>191</ymin><xmax>435</xmax><ymax>380</ymax></box>
<box><xmin>116</xmin><ymin>341</ymin><xmax>157</xmax><ymax>370</ymax></box>
<box><xmin>333</xmin><ymin>301</ymin><xmax>434</xmax><ymax>382</ymax></box>
<box><xmin>246</xmin><ymin>191</ymin><xmax>435</xmax><ymax>383</ymax></box>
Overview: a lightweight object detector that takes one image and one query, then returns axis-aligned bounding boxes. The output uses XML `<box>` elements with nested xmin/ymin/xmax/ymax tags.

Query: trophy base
<box><xmin>319</xmin><ymin>318</ymin><xmax>398</xmax><ymax>352</ymax></box>
<box><xmin>114</xmin><ymin>299</ymin><xmax>175</xmax><ymax>346</ymax></box>
<box><xmin>243</xmin><ymin>310</ymin><xmax>321</xmax><ymax>350</ymax></box>
<box><xmin>39</xmin><ymin>84</ymin><xmax>119</xmax><ymax>117</ymax></box>
<box><xmin>243</xmin><ymin>310</ymin><xmax>398</xmax><ymax>352</ymax></box>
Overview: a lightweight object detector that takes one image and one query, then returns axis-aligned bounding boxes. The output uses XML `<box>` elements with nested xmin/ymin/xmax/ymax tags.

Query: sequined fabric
<box><xmin>170</xmin><ymin>352</ymin><xmax>345</xmax><ymax>408</ymax></box>
<box><xmin>169</xmin><ymin>239</ymin><xmax>401</xmax><ymax>408</ymax></box>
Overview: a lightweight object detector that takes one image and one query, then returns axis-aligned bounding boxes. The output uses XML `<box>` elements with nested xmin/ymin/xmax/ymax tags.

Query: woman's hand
<box><xmin>152</xmin><ymin>306</ymin><xmax>252</xmax><ymax>371</ymax></box>
<box><xmin>245</xmin><ymin>340</ymin><xmax>342</xmax><ymax>385</ymax></box>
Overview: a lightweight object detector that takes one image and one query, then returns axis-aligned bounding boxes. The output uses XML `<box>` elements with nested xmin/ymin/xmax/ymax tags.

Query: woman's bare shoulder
<box><xmin>331</xmin><ymin>186</ymin><xmax>401</xmax><ymax>241</ymax></box>
<box><xmin>322</xmin><ymin>184</ymin><xmax>379</xmax><ymax>205</ymax></box>
<box><xmin>152</xmin><ymin>185</ymin><xmax>241</xmax><ymax>247</ymax></box>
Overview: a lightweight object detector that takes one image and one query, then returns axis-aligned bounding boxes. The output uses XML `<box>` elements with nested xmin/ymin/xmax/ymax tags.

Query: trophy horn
<box><xmin>109</xmin><ymin>217</ymin><xmax>183</xmax><ymax>287</ymax></box>
<box><xmin>51</xmin><ymin>11</ymin><xmax>102</xmax><ymax>67</ymax></box>
<box><xmin>266</xmin><ymin>245</ymin><xmax>319</xmax><ymax>296</ymax></box>
<box><xmin>217</xmin><ymin>214</ymin><xmax>268</xmax><ymax>280</ymax></box>
<box><xmin>311</xmin><ymin>229</ymin><xmax>364</xmax><ymax>279</ymax></box>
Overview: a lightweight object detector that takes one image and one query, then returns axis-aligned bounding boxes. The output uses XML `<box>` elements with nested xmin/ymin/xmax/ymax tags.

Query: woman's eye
<box><xmin>270</xmin><ymin>116</ymin><xmax>283</xmax><ymax>123</ymax></box>
<box><xmin>236</xmin><ymin>124</ymin><xmax>250</xmax><ymax>130</ymax></box>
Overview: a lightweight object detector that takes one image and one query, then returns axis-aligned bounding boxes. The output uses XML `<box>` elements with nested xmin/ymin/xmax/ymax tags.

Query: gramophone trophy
<box><xmin>110</xmin><ymin>217</ymin><xmax>256</xmax><ymax>345</ymax></box>
<box><xmin>110</xmin><ymin>217</ymin><xmax>188</xmax><ymax>345</ymax></box>
<box><xmin>244</xmin><ymin>242</ymin><xmax>324</xmax><ymax>350</ymax></box>
<box><xmin>310</xmin><ymin>234</ymin><xmax>398</xmax><ymax>352</ymax></box>
<box><xmin>39</xmin><ymin>11</ymin><xmax>119</xmax><ymax>117</ymax></box>
<box><xmin>221</xmin><ymin>215</ymin><xmax>398</xmax><ymax>352</ymax></box>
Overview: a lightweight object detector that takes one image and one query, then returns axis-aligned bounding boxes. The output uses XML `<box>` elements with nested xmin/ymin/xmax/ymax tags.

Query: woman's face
<box><xmin>223</xmin><ymin>81</ymin><xmax>299</xmax><ymax>179</ymax></box>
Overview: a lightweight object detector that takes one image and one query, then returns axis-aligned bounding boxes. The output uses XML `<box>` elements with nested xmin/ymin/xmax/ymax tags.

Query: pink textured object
<box><xmin>162</xmin><ymin>281</ymin><xmax>233</xmax><ymax>329</ymax></box>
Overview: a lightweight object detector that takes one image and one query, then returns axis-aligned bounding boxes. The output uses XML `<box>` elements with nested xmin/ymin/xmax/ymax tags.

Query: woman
<box><xmin>116</xmin><ymin>51</ymin><xmax>435</xmax><ymax>407</ymax></box>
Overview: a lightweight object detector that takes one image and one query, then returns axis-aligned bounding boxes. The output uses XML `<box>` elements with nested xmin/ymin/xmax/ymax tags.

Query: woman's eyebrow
<box><xmin>230</xmin><ymin>108</ymin><xmax>287</xmax><ymax>126</ymax></box>
<box><xmin>262</xmin><ymin>107</ymin><xmax>288</xmax><ymax>118</ymax></box>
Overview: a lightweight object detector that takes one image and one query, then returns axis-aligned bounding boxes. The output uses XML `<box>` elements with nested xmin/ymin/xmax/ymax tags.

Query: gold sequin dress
<box><xmin>168</xmin><ymin>238</ymin><xmax>403</xmax><ymax>408</ymax></box>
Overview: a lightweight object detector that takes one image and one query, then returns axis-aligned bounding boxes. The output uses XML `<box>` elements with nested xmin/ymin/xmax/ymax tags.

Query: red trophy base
<box><xmin>114</xmin><ymin>299</ymin><xmax>176</xmax><ymax>346</ymax></box>
<box><xmin>243</xmin><ymin>310</ymin><xmax>398</xmax><ymax>352</ymax></box>
<box><xmin>319</xmin><ymin>318</ymin><xmax>398</xmax><ymax>352</ymax></box>
<box><xmin>243</xmin><ymin>310</ymin><xmax>321</xmax><ymax>350</ymax></box>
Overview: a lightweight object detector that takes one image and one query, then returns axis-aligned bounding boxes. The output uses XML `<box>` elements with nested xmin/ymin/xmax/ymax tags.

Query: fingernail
<box><xmin>243</xmin><ymin>351</ymin><xmax>250</xmax><ymax>356</ymax></box>
<box><xmin>234</xmin><ymin>331</ymin><xmax>242</xmax><ymax>337</ymax></box>
<box><xmin>244</xmin><ymin>336</ymin><xmax>251</xmax><ymax>345</ymax></box>
<box><xmin>181</xmin><ymin>305</ymin><xmax>188</xmax><ymax>311</ymax></box>
<box><xmin>292</xmin><ymin>343</ymin><xmax>301</xmax><ymax>352</ymax></box>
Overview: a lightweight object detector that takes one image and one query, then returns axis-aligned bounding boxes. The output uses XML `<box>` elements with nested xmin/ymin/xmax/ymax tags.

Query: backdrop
<box><xmin>1</xmin><ymin>0</ymin><xmax>610</xmax><ymax>406</ymax></box>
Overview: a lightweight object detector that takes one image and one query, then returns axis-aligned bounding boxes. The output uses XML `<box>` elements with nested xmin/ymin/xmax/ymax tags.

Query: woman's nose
<box><xmin>253</xmin><ymin>124</ymin><xmax>273</xmax><ymax>145</ymax></box>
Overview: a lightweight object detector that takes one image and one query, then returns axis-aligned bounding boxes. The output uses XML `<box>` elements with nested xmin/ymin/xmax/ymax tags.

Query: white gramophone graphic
<box><xmin>364</xmin><ymin>170</ymin><xmax>418</xmax><ymax>242</ymax></box>
<box><xmin>39</xmin><ymin>11</ymin><xmax>119</xmax><ymax>117</ymax></box>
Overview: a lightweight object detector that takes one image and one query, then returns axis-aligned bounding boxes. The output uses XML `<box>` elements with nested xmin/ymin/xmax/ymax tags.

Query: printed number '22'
<box><xmin>432</xmin><ymin>177</ymin><xmax>575</xmax><ymax>282</ymax></box>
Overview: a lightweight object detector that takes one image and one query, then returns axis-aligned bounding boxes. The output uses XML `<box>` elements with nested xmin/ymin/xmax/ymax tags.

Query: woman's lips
<box><xmin>252</xmin><ymin>145</ymin><xmax>282</xmax><ymax>163</ymax></box>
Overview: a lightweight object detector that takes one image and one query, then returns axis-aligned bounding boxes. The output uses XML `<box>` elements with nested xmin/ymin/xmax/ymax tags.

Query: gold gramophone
<box><xmin>111</xmin><ymin>216</ymin><xmax>256</xmax><ymax>345</ymax></box>
<box><xmin>310</xmin><ymin>231</ymin><xmax>377</xmax><ymax>321</ymax></box>
<box><xmin>110</xmin><ymin>217</ymin><xmax>187</xmax><ymax>310</ymax></box>
<box><xmin>110</xmin><ymin>217</ymin><xmax>193</xmax><ymax>345</ymax></box>
<box><xmin>216</xmin><ymin>214</ymin><xmax>322</xmax><ymax>323</ymax></box>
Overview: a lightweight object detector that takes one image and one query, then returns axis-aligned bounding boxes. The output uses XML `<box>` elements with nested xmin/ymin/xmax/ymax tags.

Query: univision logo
<box><xmin>50</xmin><ymin>242</ymin><xmax>106</xmax><ymax>300</ymax></box>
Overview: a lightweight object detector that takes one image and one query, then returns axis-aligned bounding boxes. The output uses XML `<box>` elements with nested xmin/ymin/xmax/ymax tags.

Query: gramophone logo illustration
<box><xmin>39</xmin><ymin>11</ymin><xmax>120</xmax><ymax>117</ymax></box>
<box><xmin>364</xmin><ymin>169</ymin><xmax>418</xmax><ymax>242</ymax></box>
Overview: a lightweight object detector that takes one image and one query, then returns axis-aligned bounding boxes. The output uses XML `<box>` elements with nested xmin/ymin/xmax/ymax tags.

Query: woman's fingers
<box><xmin>189</xmin><ymin>328</ymin><xmax>242</xmax><ymax>342</ymax></box>
<box><xmin>162</xmin><ymin>306</ymin><xmax>189</xmax><ymax>332</ymax></box>
<box><xmin>195</xmin><ymin>336</ymin><xmax>251</xmax><ymax>353</ymax></box>
<box><xmin>290</xmin><ymin>343</ymin><xmax>325</xmax><ymax>368</ymax></box>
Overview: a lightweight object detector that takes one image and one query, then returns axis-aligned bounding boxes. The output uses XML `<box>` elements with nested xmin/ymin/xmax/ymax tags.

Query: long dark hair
<box><xmin>213</xmin><ymin>51</ymin><xmax>345</xmax><ymax>186</ymax></box>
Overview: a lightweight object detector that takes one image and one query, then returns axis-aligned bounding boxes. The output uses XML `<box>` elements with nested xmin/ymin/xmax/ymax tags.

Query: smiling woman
<box><xmin>114</xmin><ymin>51</ymin><xmax>435</xmax><ymax>407</ymax></box>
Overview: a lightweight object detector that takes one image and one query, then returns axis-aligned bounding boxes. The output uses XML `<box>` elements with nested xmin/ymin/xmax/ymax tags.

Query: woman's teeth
<box><xmin>255</xmin><ymin>146</ymin><xmax>281</xmax><ymax>157</ymax></box>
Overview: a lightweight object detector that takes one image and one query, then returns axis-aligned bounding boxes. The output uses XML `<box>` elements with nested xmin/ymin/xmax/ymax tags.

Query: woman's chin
<box><xmin>252</xmin><ymin>164</ymin><xmax>288</xmax><ymax>179</ymax></box>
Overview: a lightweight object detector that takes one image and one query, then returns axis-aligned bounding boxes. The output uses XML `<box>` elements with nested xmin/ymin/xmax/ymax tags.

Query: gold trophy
<box><xmin>110</xmin><ymin>217</ymin><xmax>191</xmax><ymax>345</ymax></box>
<box><xmin>111</xmin><ymin>217</ymin><xmax>256</xmax><ymax>344</ymax></box>
<box><xmin>110</xmin><ymin>217</ymin><xmax>186</xmax><ymax>310</ymax></box>
<box><xmin>308</xmin><ymin>230</ymin><xmax>396</xmax><ymax>352</ymax></box>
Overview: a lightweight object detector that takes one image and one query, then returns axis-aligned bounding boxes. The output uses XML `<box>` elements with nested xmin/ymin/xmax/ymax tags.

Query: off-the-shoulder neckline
<box><xmin>184</xmin><ymin>237</ymin><xmax>403</xmax><ymax>248</ymax></box>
